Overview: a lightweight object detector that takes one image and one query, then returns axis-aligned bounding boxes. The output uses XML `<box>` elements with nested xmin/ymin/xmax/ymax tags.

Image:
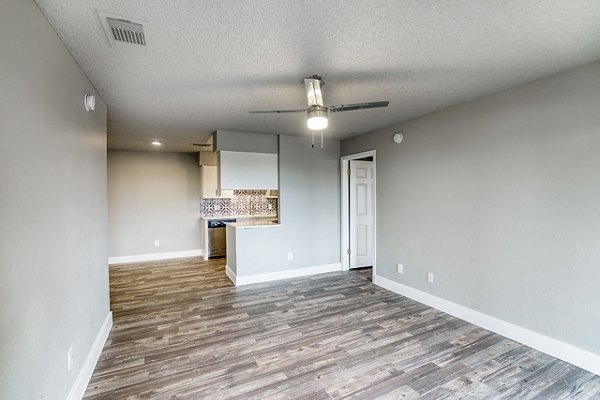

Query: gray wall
<box><xmin>235</xmin><ymin>135</ymin><xmax>341</xmax><ymax>275</ymax></box>
<box><xmin>0</xmin><ymin>0</ymin><xmax>109</xmax><ymax>399</ymax></box>
<box><xmin>108</xmin><ymin>150</ymin><xmax>203</xmax><ymax>257</ymax></box>
<box><xmin>341</xmin><ymin>61</ymin><xmax>600</xmax><ymax>355</ymax></box>
<box><xmin>214</xmin><ymin>130</ymin><xmax>278</xmax><ymax>153</ymax></box>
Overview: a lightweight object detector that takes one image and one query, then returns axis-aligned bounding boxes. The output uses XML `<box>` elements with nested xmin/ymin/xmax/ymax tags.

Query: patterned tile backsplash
<box><xmin>201</xmin><ymin>190</ymin><xmax>278</xmax><ymax>218</ymax></box>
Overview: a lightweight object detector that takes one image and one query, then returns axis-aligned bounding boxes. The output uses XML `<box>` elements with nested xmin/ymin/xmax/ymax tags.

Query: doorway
<box><xmin>341</xmin><ymin>150</ymin><xmax>376</xmax><ymax>274</ymax></box>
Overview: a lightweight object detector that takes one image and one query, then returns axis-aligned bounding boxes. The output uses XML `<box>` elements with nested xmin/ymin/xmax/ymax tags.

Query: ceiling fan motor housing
<box><xmin>307</xmin><ymin>105</ymin><xmax>327</xmax><ymax>116</ymax></box>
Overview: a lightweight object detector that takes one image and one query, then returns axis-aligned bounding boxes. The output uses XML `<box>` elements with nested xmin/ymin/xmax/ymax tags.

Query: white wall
<box><xmin>0</xmin><ymin>0</ymin><xmax>109</xmax><ymax>399</ymax></box>
<box><xmin>108</xmin><ymin>150</ymin><xmax>203</xmax><ymax>258</ymax></box>
<box><xmin>341</xmin><ymin>61</ymin><xmax>600</xmax><ymax>356</ymax></box>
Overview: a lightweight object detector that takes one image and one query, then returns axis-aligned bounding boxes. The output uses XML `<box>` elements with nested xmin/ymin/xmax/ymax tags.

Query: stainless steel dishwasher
<box><xmin>207</xmin><ymin>219</ymin><xmax>235</xmax><ymax>258</ymax></box>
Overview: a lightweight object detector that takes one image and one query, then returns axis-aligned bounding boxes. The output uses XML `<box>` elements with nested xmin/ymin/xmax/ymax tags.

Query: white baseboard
<box><xmin>66</xmin><ymin>311</ymin><xmax>112</xmax><ymax>400</ymax></box>
<box><xmin>373</xmin><ymin>274</ymin><xmax>600</xmax><ymax>376</ymax></box>
<box><xmin>228</xmin><ymin>263</ymin><xmax>342</xmax><ymax>286</ymax></box>
<box><xmin>108</xmin><ymin>249</ymin><xmax>203</xmax><ymax>265</ymax></box>
<box><xmin>225</xmin><ymin>264</ymin><xmax>237</xmax><ymax>285</ymax></box>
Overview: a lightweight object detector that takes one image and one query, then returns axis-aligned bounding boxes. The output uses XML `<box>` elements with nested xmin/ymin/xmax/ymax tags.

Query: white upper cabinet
<box><xmin>200</xmin><ymin>166</ymin><xmax>218</xmax><ymax>198</ymax></box>
<box><xmin>198</xmin><ymin>151</ymin><xmax>217</xmax><ymax>166</ymax></box>
<box><xmin>218</xmin><ymin>151</ymin><xmax>278</xmax><ymax>190</ymax></box>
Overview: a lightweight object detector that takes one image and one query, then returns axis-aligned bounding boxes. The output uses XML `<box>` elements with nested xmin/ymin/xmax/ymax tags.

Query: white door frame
<box><xmin>340</xmin><ymin>150</ymin><xmax>376</xmax><ymax>274</ymax></box>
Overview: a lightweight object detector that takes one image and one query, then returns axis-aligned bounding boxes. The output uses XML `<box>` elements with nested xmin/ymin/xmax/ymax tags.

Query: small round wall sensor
<box><xmin>84</xmin><ymin>93</ymin><xmax>96</xmax><ymax>112</ymax></box>
<box><xmin>393</xmin><ymin>132</ymin><xmax>403</xmax><ymax>144</ymax></box>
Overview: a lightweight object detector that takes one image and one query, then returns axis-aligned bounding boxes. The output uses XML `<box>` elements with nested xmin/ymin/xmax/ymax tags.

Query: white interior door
<box><xmin>350</xmin><ymin>160</ymin><xmax>374</xmax><ymax>268</ymax></box>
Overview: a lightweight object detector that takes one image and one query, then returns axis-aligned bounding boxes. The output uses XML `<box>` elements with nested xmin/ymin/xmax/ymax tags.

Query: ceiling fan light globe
<box><xmin>307</xmin><ymin>116</ymin><xmax>328</xmax><ymax>130</ymax></box>
<box><xmin>307</xmin><ymin>106</ymin><xmax>328</xmax><ymax>130</ymax></box>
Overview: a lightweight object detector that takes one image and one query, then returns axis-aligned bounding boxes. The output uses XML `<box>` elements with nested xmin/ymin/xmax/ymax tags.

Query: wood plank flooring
<box><xmin>84</xmin><ymin>257</ymin><xmax>600</xmax><ymax>399</ymax></box>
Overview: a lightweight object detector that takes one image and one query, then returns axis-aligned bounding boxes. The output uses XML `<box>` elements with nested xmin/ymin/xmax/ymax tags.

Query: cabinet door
<box><xmin>201</xmin><ymin>166</ymin><xmax>234</xmax><ymax>198</ymax></box>
<box><xmin>200</xmin><ymin>165</ymin><xmax>219</xmax><ymax>198</ymax></box>
<box><xmin>219</xmin><ymin>151</ymin><xmax>278</xmax><ymax>189</ymax></box>
<box><xmin>198</xmin><ymin>151</ymin><xmax>217</xmax><ymax>166</ymax></box>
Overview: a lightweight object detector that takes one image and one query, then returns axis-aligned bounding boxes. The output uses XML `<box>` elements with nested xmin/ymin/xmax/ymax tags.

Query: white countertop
<box><xmin>200</xmin><ymin>214</ymin><xmax>277</xmax><ymax>221</ymax></box>
<box><xmin>227</xmin><ymin>220</ymin><xmax>281</xmax><ymax>229</ymax></box>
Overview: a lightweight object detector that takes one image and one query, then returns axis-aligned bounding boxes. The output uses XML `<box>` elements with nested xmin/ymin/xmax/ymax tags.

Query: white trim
<box><xmin>202</xmin><ymin>219</ymin><xmax>209</xmax><ymax>261</ymax></box>
<box><xmin>373</xmin><ymin>274</ymin><xmax>600</xmax><ymax>376</ymax></box>
<box><xmin>341</xmin><ymin>150</ymin><xmax>377</xmax><ymax>161</ymax></box>
<box><xmin>225</xmin><ymin>264</ymin><xmax>237</xmax><ymax>285</ymax></box>
<box><xmin>340</xmin><ymin>158</ymin><xmax>350</xmax><ymax>271</ymax></box>
<box><xmin>231</xmin><ymin>263</ymin><xmax>342</xmax><ymax>286</ymax></box>
<box><xmin>108</xmin><ymin>249</ymin><xmax>203</xmax><ymax>265</ymax></box>
<box><xmin>340</xmin><ymin>150</ymin><xmax>377</xmax><ymax>275</ymax></box>
<box><xmin>66</xmin><ymin>311</ymin><xmax>112</xmax><ymax>400</ymax></box>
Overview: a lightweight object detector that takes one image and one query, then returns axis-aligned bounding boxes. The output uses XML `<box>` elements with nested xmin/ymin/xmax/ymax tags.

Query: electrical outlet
<box><xmin>154</xmin><ymin>240</ymin><xmax>160</xmax><ymax>247</ymax></box>
<box><xmin>427</xmin><ymin>272</ymin><xmax>434</xmax><ymax>283</ymax></box>
<box><xmin>397</xmin><ymin>263</ymin><xmax>403</xmax><ymax>274</ymax></box>
<box><xmin>287</xmin><ymin>252</ymin><xmax>294</xmax><ymax>261</ymax></box>
<box><xmin>67</xmin><ymin>347</ymin><xmax>74</xmax><ymax>370</ymax></box>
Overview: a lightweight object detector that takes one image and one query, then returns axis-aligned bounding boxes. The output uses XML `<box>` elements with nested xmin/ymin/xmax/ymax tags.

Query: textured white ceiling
<box><xmin>35</xmin><ymin>0</ymin><xmax>600</xmax><ymax>152</ymax></box>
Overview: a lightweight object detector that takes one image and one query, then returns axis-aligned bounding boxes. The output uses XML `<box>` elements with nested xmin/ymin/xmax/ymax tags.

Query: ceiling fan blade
<box><xmin>328</xmin><ymin>101</ymin><xmax>389</xmax><ymax>113</ymax></box>
<box><xmin>248</xmin><ymin>109</ymin><xmax>307</xmax><ymax>114</ymax></box>
<box><xmin>191</xmin><ymin>143</ymin><xmax>212</xmax><ymax>147</ymax></box>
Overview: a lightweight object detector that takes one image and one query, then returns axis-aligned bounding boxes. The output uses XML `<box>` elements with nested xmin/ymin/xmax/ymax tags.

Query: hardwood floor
<box><xmin>84</xmin><ymin>257</ymin><xmax>600</xmax><ymax>399</ymax></box>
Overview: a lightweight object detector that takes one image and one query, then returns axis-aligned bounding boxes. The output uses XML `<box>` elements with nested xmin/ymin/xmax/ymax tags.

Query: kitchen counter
<box><xmin>200</xmin><ymin>214</ymin><xmax>276</xmax><ymax>221</ymax></box>
<box><xmin>227</xmin><ymin>220</ymin><xmax>281</xmax><ymax>229</ymax></box>
<box><xmin>200</xmin><ymin>214</ymin><xmax>278</xmax><ymax>260</ymax></box>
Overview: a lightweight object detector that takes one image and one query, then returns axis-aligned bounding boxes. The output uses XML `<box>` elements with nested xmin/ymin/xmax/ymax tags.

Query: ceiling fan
<box><xmin>249</xmin><ymin>75</ymin><xmax>389</xmax><ymax>131</ymax></box>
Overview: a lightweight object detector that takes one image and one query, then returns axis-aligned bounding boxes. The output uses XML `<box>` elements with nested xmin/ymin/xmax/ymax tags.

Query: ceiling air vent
<box><xmin>98</xmin><ymin>11</ymin><xmax>148</xmax><ymax>51</ymax></box>
<box><xmin>106</xmin><ymin>18</ymin><xmax>145</xmax><ymax>46</ymax></box>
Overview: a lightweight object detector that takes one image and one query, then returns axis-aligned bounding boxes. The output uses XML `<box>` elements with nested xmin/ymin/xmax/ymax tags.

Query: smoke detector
<box><xmin>98</xmin><ymin>11</ymin><xmax>148</xmax><ymax>51</ymax></box>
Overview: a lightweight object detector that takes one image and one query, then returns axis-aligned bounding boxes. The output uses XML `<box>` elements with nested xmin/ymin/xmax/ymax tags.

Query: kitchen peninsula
<box><xmin>200</xmin><ymin>208</ymin><xmax>278</xmax><ymax>260</ymax></box>
<box><xmin>225</xmin><ymin>219</ymin><xmax>282</xmax><ymax>285</ymax></box>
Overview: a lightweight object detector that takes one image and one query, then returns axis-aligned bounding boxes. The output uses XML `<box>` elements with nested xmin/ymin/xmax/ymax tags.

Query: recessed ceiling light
<box><xmin>151</xmin><ymin>140</ymin><xmax>162</xmax><ymax>146</ymax></box>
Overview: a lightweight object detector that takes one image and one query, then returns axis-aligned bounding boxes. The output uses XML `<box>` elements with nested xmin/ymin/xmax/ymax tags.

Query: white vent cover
<box><xmin>98</xmin><ymin>11</ymin><xmax>148</xmax><ymax>51</ymax></box>
<box><xmin>106</xmin><ymin>18</ymin><xmax>145</xmax><ymax>45</ymax></box>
